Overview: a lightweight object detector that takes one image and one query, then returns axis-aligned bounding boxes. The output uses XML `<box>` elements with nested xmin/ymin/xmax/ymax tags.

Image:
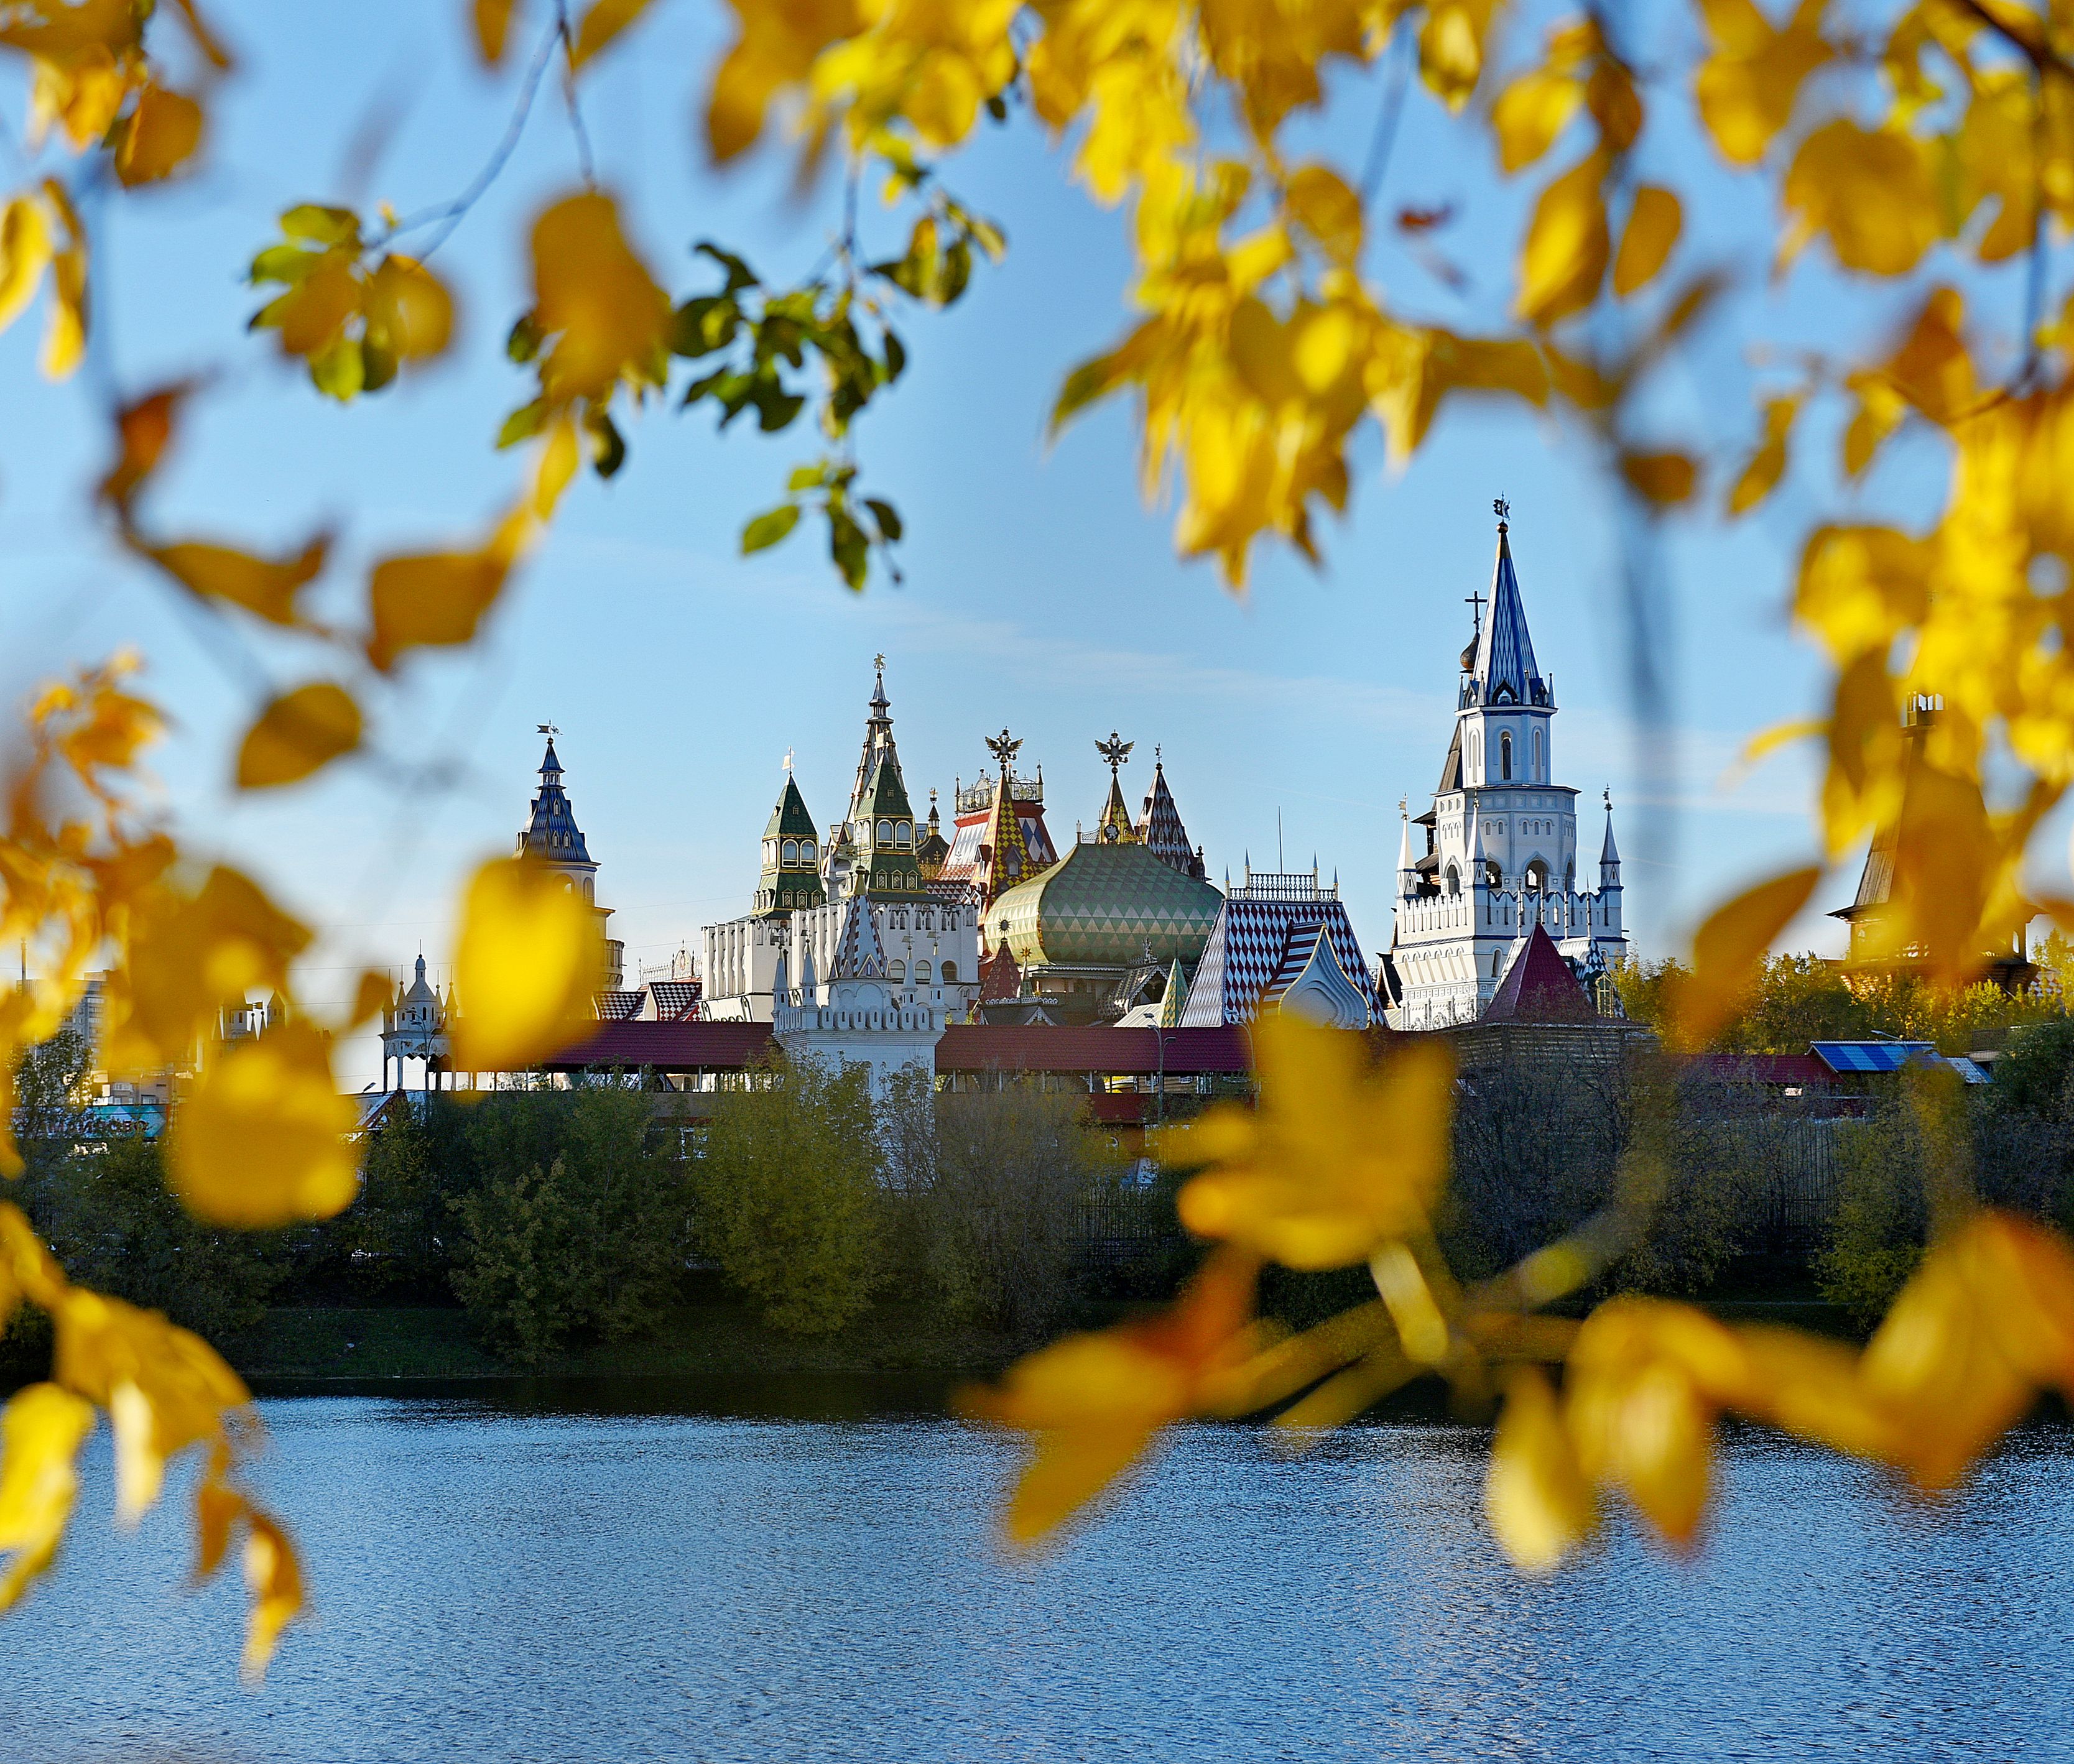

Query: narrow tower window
<box><xmin>1532</xmin><ymin>728</ymin><xmax>1544</xmax><ymax>778</ymax></box>
<box><xmin>1501</xmin><ymin>732</ymin><xmax>1513</xmax><ymax>780</ymax></box>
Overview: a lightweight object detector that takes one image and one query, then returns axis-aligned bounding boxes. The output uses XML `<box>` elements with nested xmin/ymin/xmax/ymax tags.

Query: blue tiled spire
<box><xmin>1468</xmin><ymin>517</ymin><xmax>1551</xmax><ymax>709</ymax></box>
<box><xmin>519</xmin><ymin>734</ymin><xmax>592</xmax><ymax>862</ymax></box>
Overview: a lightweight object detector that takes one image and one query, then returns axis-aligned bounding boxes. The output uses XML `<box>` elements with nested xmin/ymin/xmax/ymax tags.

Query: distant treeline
<box><xmin>6</xmin><ymin>1033</ymin><xmax>1174</xmax><ymax>1364</ymax></box>
<box><xmin>1614</xmin><ymin>949</ymin><xmax>2070</xmax><ymax>1055</ymax></box>
<box><xmin>15</xmin><ymin>1018</ymin><xmax>2074</xmax><ymax>1365</ymax></box>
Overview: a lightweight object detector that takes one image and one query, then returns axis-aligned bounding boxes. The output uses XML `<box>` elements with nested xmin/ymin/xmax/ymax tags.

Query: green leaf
<box><xmin>751</xmin><ymin>384</ymin><xmax>806</xmax><ymax>433</ymax></box>
<box><xmin>863</xmin><ymin>498</ymin><xmax>903</xmax><ymax>543</ymax></box>
<box><xmin>670</xmin><ymin>295</ymin><xmax>738</xmax><ymax>359</ymax></box>
<box><xmin>787</xmin><ymin>462</ymin><xmax>830</xmax><ymax>492</ymax></box>
<box><xmin>828</xmin><ymin>506</ymin><xmax>869</xmax><ymax>592</ymax></box>
<box><xmin>680</xmin><ymin>366</ymin><xmax>733</xmax><ymax>408</ymax></box>
<box><xmin>496</xmin><ymin>398</ymin><xmax>551</xmax><ymax>449</ymax></box>
<box><xmin>741</xmin><ymin>504</ymin><xmax>802</xmax><ymax>555</ymax></box>
<box><xmin>506</xmin><ymin>313</ymin><xmax>544</xmax><ymax>364</ymax></box>
<box><xmin>361</xmin><ymin>338</ymin><xmax>399</xmax><ymax>393</ymax></box>
<box><xmin>694</xmin><ymin>241</ymin><xmax>760</xmax><ymax>294</ymax></box>
<box><xmin>249</xmin><ymin>244</ymin><xmax>319</xmax><ymax>286</ymax></box>
<box><xmin>882</xmin><ymin>328</ymin><xmax>907</xmax><ymax>383</ymax></box>
<box><xmin>985</xmin><ymin>93</ymin><xmax>1007</xmax><ymax>122</ymax></box>
<box><xmin>586</xmin><ymin>410</ymin><xmax>626</xmax><ymax>479</ymax></box>
<box><xmin>937</xmin><ymin>237</ymin><xmax>973</xmax><ymax>306</ymax></box>
<box><xmin>309</xmin><ymin>335</ymin><xmax>364</xmax><ymax>402</ymax></box>
<box><xmin>279</xmin><ymin>204</ymin><xmax>361</xmax><ymax>247</ymax></box>
<box><xmin>1050</xmin><ymin>349</ymin><xmax>1126</xmax><ymax>432</ymax></box>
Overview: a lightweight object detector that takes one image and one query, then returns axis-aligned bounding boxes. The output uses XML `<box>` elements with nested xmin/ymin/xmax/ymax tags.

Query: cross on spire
<box><xmin>1465</xmin><ymin>587</ymin><xmax>1486</xmax><ymax>635</ymax></box>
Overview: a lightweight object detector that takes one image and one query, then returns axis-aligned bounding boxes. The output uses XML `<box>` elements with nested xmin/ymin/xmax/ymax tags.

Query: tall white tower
<box><xmin>1387</xmin><ymin>505</ymin><xmax>1627</xmax><ymax>1027</ymax></box>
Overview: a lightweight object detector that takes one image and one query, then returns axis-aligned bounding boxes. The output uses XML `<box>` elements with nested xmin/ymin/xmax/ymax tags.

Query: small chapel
<box><xmin>1386</xmin><ymin>505</ymin><xmax>1628</xmax><ymax>1029</ymax></box>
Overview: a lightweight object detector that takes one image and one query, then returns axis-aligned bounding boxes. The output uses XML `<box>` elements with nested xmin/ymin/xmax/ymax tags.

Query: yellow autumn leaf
<box><xmin>1673</xmin><ymin>866</ymin><xmax>1822</xmax><ymax>1050</ymax></box>
<box><xmin>959</xmin><ymin>1248</ymin><xmax>1258</xmax><ymax>1543</ymax></box>
<box><xmin>363</xmin><ymin>254</ymin><xmax>455</xmax><ymax>361</ymax></box>
<box><xmin>1516</xmin><ymin>152</ymin><xmax>1609</xmax><ymax>326</ymax></box>
<box><xmin>1492</xmin><ymin>68</ymin><xmax>1583</xmax><ymax>174</ymax></box>
<box><xmin>1619</xmin><ymin>449</ymin><xmax>1696</xmax><ymax>504</ymax></box>
<box><xmin>169</xmin><ymin>1019</ymin><xmax>358</xmax><ymax>1226</ymax></box>
<box><xmin>39</xmin><ymin>177</ymin><xmax>85</xmax><ymax>379</ymax></box>
<box><xmin>344</xmin><ymin>967</ymin><xmax>394</xmax><ymax>1030</ymax></box>
<box><xmin>1782</xmin><ymin>120</ymin><xmax>1937</xmax><ymax>277</ymax></box>
<box><xmin>1417</xmin><ymin>0</ymin><xmax>1496</xmax><ymax>111</ymax></box>
<box><xmin>1485</xmin><ymin>1366</ymin><xmax>1596</xmax><ymax>1572</ymax></box>
<box><xmin>1693</xmin><ymin>0</ymin><xmax>1831</xmax><ymax>166</ymax></box>
<box><xmin>0</xmin><ymin>1382</ymin><xmax>95</xmax><ymax>1609</ymax></box>
<box><xmin>1169</xmin><ymin>1020</ymin><xmax>1455</xmax><ymax>1269</ymax></box>
<box><xmin>1283</xmin><ymin>164</ymin><xmax>1362</xmax><ymax>264</ymax></box>
<box><xmin>570</xmin><ymin>0</ymin><xmax>652</xmax><ymax>68</ymax></box>
<box><xmin>234</xmin><ymin>683</ymin><xmax>361</xmax><ymax>790</ymax></box>
<box><xmin>98</xmin><ymin>381</ymin><xmax>187</xmax><ymax>510</ymax></box>
<box><xmin>449</xmin><ymin>854</ymin><xmax>606</xmax><ymax>1069</ymax></box>
<box><xmin>1794</xmin><ymin>525</ymin><xmax>1932</xmax><ymax>665</ymax></box>
<box><xmin>1877</xmin><ymin>286</ymin><xmax>1975</xmax><ymax>425</ymax></box>
<box><xmin>1611</xmin><ymin>185</ymin><xmax>1680</xmax><ymax>297</ymax></box>
<box><xmin>142</xmin><ymin>535</ymin><xmax>329</xmax><ymax>627</ymax></box>
<box><xmin>1726</xmin><ymin>395</ymin><xmax>1797</xmax><ymax>515</ymax></box>
<box><xmin>241</xmin><ymin>1507</ymin><xmax>305</xmax><ymax>1681</ymax></box>
<box><xmin>705</xmin><ymin>0</ymin><xmax>867</xmax><ymax>163</ymax></box>
<box><xmin>0</xmin><ymin>192</ymin><xmax>54</xmax><ymax>335</ymax></box>
<box><xmin>365</xmin><ymin>510</ymin><xmax>527</xmax><ymax>672</ymax></box>
<box><xmin>113</xmin><ymin>83</ymin><xmax>204</xmax><ymax>185</ymax></box>
<box><xmin>1859</xmin><ymin>1229</ymin><xmax>2034</xmax><ymax>1492</ymax></box>
<box><xmin>529</xmin><ymin>191</ymin><xmax>670</xmax><ymax>405</ymax></box>
<box><xmin>103</xmin><ymin>866</ymin><xmax>313</xmax><ymax>1076</ymax></box>
<box><xmin>473</xmin><ymin>0</ymin><xmax>521</xmax><ymax>63</ymax></box>
<box><xmin>533</xmin><ymin>412</ymin><xmax>580</xmax><ymax>518</ymax></box>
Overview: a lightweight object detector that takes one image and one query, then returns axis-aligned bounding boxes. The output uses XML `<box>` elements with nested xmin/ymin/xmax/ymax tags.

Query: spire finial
<box><xmin>1493</xmin><ymin>494</ymin><xmax>1510</xmax><ymax>530</ymax></box>
<box><xmin>1604</xmin><ymin>785</ymin><xmax>1611</xmax><ymax>811</ymax></box>
<box><xmin>986</xmin><ymin>727</ymin><xmax>1021</xmax><ymax>771</ymax></box>
<box><xmin>1096</xmin><ymin>731</ymin><xmax>1133</xmax><ymax>778</ymax></box>
<box><xmin>782</xmin><ymin>746</ymin><xmax>794</xmax><ymax>773</ymax></box>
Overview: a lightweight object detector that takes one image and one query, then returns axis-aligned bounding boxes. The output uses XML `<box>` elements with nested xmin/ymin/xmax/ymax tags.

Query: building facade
<box><xmin>1388</xmin><ymin>509</ymin><xmax>1627</xmax><ymax>1030</ymax></box>
<box><xmin>703</xmin><ymin>665</ymin><xmax>981</xmax><ymax>1023</ymax></box>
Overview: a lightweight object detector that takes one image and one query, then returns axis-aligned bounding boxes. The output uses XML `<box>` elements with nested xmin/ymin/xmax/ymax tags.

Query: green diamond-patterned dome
<box><xmin>991</xmin><ymin>840</ymin><xmax>1223</xmax><ymax>969</ymax></box>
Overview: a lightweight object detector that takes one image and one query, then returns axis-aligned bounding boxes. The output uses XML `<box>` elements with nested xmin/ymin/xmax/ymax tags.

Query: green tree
<box><xmin>1815</xmin><ymin>1107</ymin><xmax>1931</xmax><ymax>1329</ymax></box>
<box><xmin>925</xmin><ymin>1087</ymin><xmax>1113</xmax><ymax>1337</ymax></box>
<box><xmin>695</xmin><ymin>1057</ymin><xmax>886</xmax><ymax>1336</ymax></box>
<box><xmin>33</xmin><ymin>1134</ymin><xmax>286</xmax><ymax>1341</ymax></box>
<box><xmin>451</xmin><ymin>1084</ymin><xmax>690</xmax><ymax>1362</ymax></box>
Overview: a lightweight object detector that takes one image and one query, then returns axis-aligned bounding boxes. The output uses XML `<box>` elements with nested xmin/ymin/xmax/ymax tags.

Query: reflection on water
<box><xmin>9</xmin><ymin>1387</ymin><xmax>2074</xmax><ymax>1763</ymax></box>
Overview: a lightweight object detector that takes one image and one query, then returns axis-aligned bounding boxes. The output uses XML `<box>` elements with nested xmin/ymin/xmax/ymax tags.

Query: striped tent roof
<box><xmin>1178</xmin><ymin>894</ymin><xmax>1381</xmax><ymax>1027</ymax></box>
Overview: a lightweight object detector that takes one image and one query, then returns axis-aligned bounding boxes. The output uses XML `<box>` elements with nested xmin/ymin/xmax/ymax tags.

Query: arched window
<box><xmin>889</xmin><ymin>960</ymin><xmax>906</xmax><ymax>981</ymax></box>
<box><xmin>896</xmin><ymin>823</ymin><xmax>912</xmax><ymax>847</ymax></box>
<box><xmin>1501</xmin><ymin>732</ymin><xmax>1513</xmax><ymax>780</ymax></box>
<box><xmin>1532</xmin><ymin>727</ymin><xmax>1544</xmax><ymax>778</ymax></box>
<box><xmin>1525</xmin><ymin>859</ymin><xmax>1547</xmax><ymax>892</ymax></box>
<box><xmin>915</xmin><ymin>960</ymin><xmax>932</xmax><ymax>981</ymax></box>
<box><xmin>877</xmin><ymin>818</ymin><xmax>894</xmax><ymax>842</ymax></box>
<box><xmin>907</xmin><ymin>871</ymin><xmax>919</xmax><ymax>890</ymax></box>
<box><xmin>781</xmin><ymin>838</ymin><xmax>798</xmax><ymax>864</ymax></box>
<box><xmin>940</xmin><ymin>960</ymin><xmax>957</xmax><ymax>984</ymax></box>
<box><xmin>1445</xmin><ymin>862</ymin><xmax>1460</xmax><ymax>895</ymax></box>
<box><xmin>802</xmin><ymin>840</ymin><xmax>816</xmax><ymax>862</ymax></box>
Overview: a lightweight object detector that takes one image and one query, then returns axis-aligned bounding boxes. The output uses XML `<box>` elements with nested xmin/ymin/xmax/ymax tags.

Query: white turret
<box><xmin>1387</xmin><ymin>504</ymin><xmax>1629</xmax><ymax>1028</ymax></box>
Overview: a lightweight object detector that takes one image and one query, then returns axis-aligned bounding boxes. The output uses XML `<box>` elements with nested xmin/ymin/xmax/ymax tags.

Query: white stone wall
<box><xmin>703</xmin><ymin>897</ymin><xmax>981</xmax><ymax>1023</ymax></box>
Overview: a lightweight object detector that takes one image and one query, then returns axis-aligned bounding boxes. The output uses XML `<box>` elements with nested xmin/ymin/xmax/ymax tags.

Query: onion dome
<box><xmin>991</xmin><ymin>840</ymin><xmax>1223</xmax><ymax>971</ymax></box>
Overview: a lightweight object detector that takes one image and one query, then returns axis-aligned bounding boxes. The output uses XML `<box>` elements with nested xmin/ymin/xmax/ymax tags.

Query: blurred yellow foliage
<box><xmin>450</xmin><ymin>856</ymin><xmax>608</xmax><ymax>1069</ymax></box>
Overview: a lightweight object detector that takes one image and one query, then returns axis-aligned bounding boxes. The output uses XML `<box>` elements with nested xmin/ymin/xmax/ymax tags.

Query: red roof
<box><xmin>532</xmin><ymin>1019</ymin><xmax>1253</xmax><ymax>1077</ymax></box>
<box><xmin>1483</xmin><ymin>925</ymin><xmax>1596</xmax><ymax>1023</ymax></box>
<box><xmin>935</xmin><ymin>1023</ymin><xmax>1252</xmax><ymax>1074</ymax></box>
<box><xmin>543</xmin><ymin>1020</ymin><xmax>774</xmax><ymax>1069</ymax></box>
<box><xmin>1678</xmin><ymin>1053</ymin><xmax>1831</xmax><ymax>1087</ymax></box>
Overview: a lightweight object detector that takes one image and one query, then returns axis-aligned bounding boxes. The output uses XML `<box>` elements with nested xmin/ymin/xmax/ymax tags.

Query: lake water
<box><xmin>6</xmin><ymin>1380</ymin><xmax>2073</xmax><ymax>1763</ymax></box>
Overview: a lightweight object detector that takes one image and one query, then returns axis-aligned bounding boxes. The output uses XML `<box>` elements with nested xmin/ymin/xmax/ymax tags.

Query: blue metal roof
<box><xmin>1808</xmin><ymin>1040</ymin><xmax>1938</xmax><ymax>1073</ymax></box>
<box><xmin>1470</xmin><ymin>525</ymin><xmax>1550</xmax><ymax>709</ymax></box>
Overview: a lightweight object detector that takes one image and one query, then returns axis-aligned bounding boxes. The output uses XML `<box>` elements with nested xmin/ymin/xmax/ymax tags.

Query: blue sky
<box><xmin>0</xmin><ymin>4</ymin><xmax>2030</xmax><ymax>1086</ymax></box>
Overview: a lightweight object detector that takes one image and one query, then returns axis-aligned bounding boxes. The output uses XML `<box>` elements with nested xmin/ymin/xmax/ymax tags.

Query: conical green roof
<box><xmin>993</xmin><ymin>840</ymin><xmax>1223</xmax><ymax>970</ymax></box>
<box><xmin>764</xmin><ymin>774</ymin><xmax>817</xmax><ymax>839</ymax></box>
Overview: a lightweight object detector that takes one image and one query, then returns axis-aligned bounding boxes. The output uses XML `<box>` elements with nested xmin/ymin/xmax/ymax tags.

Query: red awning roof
<box><xmin>534</xmin><ymin>1020</ymin><xmax>1254</xmax><ymax>1076</ymax></box>
<box><xmin>935</xmin><ymin>1023</ymin><xmax>1252</xmax><ymax>1074</ymax></box>
<box><xmin>543</xmin><ymin>1020</ymin><xmax>774</xmax><ymax>1069</ymax></box>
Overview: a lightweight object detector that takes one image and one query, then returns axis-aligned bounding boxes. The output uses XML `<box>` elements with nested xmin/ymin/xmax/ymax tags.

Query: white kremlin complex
<box><xmin>381</xmin><ymin>504</ymin><xmax>1632</xmax><ymax>1094</ymax></box>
